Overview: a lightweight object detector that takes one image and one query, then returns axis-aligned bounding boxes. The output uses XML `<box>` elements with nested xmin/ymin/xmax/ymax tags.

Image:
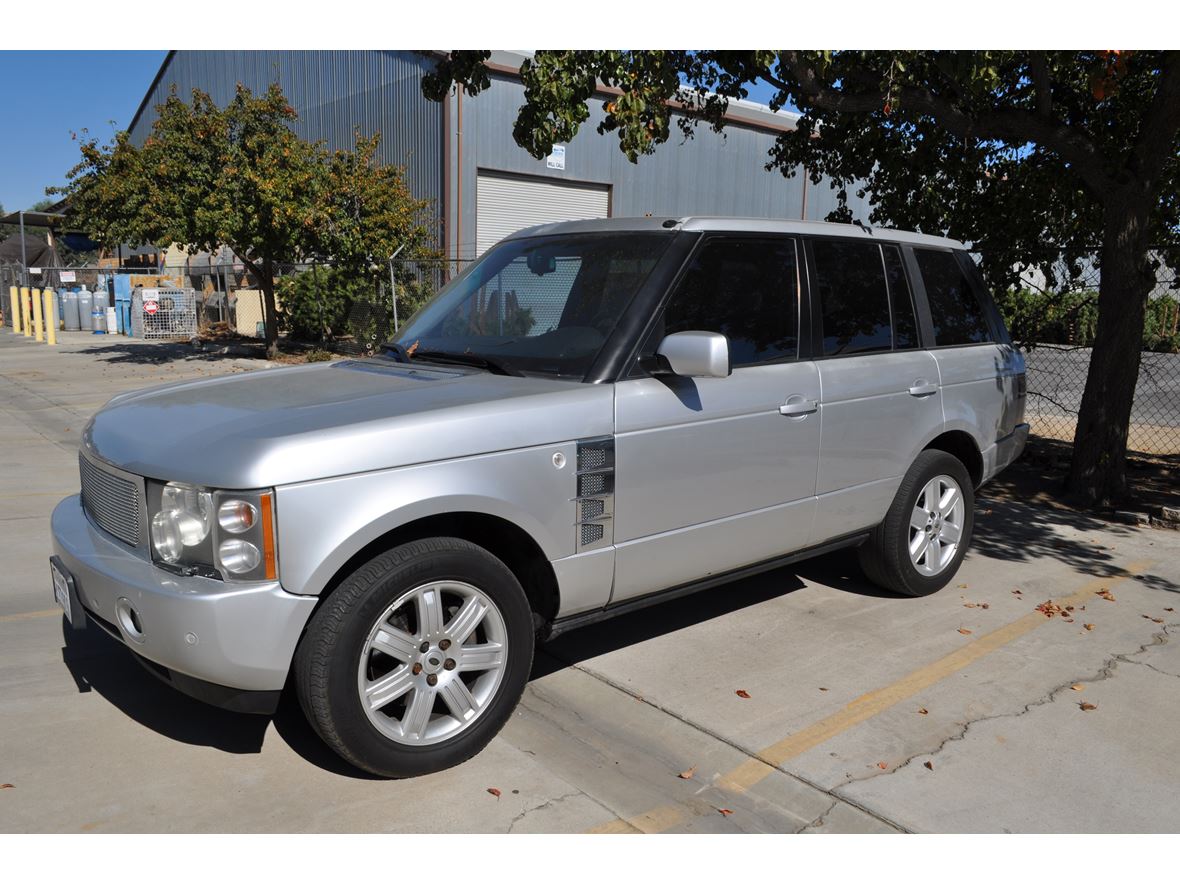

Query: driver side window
<box><xmin>649</xmin><ymin>237</ymin><xmax>800</xmax><ymax>367</ymax></box>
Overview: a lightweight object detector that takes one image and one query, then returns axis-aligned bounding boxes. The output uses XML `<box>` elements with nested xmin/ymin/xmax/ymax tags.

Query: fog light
<box><xmin>218</xmin><ymin>539</ymin><xmax>261</xmax><ymax>574</ymax></box>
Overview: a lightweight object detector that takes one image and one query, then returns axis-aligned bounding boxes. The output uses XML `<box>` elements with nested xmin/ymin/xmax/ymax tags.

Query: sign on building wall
<box><xmin>546</xmin><ymin>145</ymin><xmax>566</xmax><ymax>170</ymax></box>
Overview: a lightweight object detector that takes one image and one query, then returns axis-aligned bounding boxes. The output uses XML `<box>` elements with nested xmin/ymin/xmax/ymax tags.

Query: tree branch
<box><xmin>1029</xmin><ymin>51</ymin><xmax>1053</xmax><ymax>118</ymax></box>
<box><xmin>779</xmin><ymin>51</ymin><xmax>1111</xmax><ymax>194</ymax></box>
<box><xmin>1131</xmin><ymin>50</ymin><xmax>1180</xmax><ymax>185</ymax></box>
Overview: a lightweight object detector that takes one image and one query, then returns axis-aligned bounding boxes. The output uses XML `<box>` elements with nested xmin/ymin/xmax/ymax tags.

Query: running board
<box><xmin>543</xmin><ymin>531</ymin><xmax>870</xmax><ymax>641</ymax></box>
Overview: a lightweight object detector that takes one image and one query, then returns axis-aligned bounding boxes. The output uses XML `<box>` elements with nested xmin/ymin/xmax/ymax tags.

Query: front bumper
<box><xmin>51</xmin><ymin>495</ymin><xmax>317</xmax><ymax>700</ymax></box>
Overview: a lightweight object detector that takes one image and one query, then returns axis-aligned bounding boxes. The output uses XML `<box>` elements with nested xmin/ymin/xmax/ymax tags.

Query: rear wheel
<box><xmin>294</xmin><ymin>537</ymin><xmax>534</xmax><ymax>777</ymax></box>
<box><xmin>858</xmin><ymin>449</ymin><xmax>974</xmax><ymax>597</ymax></box>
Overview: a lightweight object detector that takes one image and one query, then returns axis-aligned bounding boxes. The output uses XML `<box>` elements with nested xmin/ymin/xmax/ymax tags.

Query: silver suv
<box><xmin>51</xmin><ymin>217</ymin><xmax>1028</xmax><ymax>777</ymax></box>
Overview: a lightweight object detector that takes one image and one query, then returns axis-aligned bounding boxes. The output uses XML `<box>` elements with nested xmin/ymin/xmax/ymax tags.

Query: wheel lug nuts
<box><xmin>427</xmin><ymin>674</ymin><xmax>438</xmax><ymax>686</ymax></box>
<box><xmin>439</xmin><ymin>639</ymin><xmax>451</xmax><ymax>651</ymax></box>
<box><xmin>444</xmin><ymin>659</ymin><xmax>456</xmax><ymax>670</ymax></box>
<box><xmin>412</xmin><ymin>662</ymin><xmax>423</xmax><ymax>675</ymax></box>
<box><xmin>419</xmin><ymin>641</ymin><xmax>430</xmax><ymax>653</ymax></box>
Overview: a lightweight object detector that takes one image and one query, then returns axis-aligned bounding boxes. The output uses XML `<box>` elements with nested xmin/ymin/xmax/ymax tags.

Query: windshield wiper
<box><xmin>411</xmin><ymin>349</ymin><xmax>524</xmax><ymax>377</ymax></box>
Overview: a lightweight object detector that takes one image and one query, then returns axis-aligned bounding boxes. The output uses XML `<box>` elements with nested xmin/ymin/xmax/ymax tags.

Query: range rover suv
<box><xmin>51</xmin><ymin>217</ymin><xmax>1028</xmax><ymax>777</ymax></box>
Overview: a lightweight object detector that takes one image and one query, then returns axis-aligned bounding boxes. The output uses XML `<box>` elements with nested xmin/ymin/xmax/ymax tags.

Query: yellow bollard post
<box><xmin>43</xmin><ymin>289</ymin><xmax>58</xmax><ymax>345</ymax></box>
<box><xmin>8</xmin><ymin>287</ymin><xmax>17</xmax><ymax>334</ymax></box>
<box><xmin>31</xmin><ymin>287</ymin><xmax>45</xmax><ymax>342</ymax></box>
<box><xmin>20</xmin><ymin>287</ymin><xmax>32</xmax><ymax>336</ymax></box>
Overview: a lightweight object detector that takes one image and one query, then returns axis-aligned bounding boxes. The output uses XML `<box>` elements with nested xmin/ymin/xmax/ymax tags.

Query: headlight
<box><xmin>148</xmin><ymin>481</ymin><xmax>277</xmax><ymax>582</ymax></box>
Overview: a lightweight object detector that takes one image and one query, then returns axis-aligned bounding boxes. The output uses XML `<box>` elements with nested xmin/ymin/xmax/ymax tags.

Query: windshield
<box><xmin>389</xmin><ymin>232</ymin><xmax>675</xmax><ymax>378</ymax></box>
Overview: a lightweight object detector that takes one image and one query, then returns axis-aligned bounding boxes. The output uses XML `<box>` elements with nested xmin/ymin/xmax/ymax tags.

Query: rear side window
<box><xmin>915</xmin><ymin>249</ymin><xmax>993</xmax><ymax>346</ymax></box>
<box><xmin>658</xmin><ymin>237</ymin><xmax>799</xmax><ymax>366</ymax></box>
<box><xmin>812</xmin><ymin>240</ymin><xmax>892</xmax><ymax>356</ymax></box>
<box><xmin>883</xmin><ymin>245</ymin><xmax>919</xmax><ymax>349</ymax></box>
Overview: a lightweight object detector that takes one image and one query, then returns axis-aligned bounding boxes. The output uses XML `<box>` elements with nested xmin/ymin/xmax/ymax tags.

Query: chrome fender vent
<box><xmin>575</xmin><ymin>437</ymin><xmax>613</xmax><ymax>552</ymax></box>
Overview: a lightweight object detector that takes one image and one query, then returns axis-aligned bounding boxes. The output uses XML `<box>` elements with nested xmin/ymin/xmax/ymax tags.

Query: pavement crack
<box><xmin>795</xmin><ymin>800</ymin><xmax>838</xmax><ymax>834</ymax></box>
<box><xmin>505</xmin><ymin>791</ymin><xmax>582</xmax><ymax>834</ymax></box>
<box><xmin>834</xmin><ymin>621</ymin><xmax>1178</xmax><ymax>793</ymax></box>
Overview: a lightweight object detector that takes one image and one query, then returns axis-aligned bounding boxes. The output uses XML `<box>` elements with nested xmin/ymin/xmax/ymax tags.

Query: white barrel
<box><xmin>105</xmin><ymin>306</ymin><xmax>118</xmax><ymax>334</ymax></box>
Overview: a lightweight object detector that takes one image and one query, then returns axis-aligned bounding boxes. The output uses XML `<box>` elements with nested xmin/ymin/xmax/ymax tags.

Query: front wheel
<box><xmin>293</xmin><ymin>537</ymin><xmax>535</xmax><ymax>777</ymax></box>
<box><xmin>858</xmin><ymin>449</ymin><xmax>975</xmax><ymax>597</ymax></box>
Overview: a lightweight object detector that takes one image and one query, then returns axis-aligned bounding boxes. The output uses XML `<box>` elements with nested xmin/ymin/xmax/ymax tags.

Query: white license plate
<box><xmin>51</xmin><ymin>561</ymin><xmax>72</xmax><ymax>623</ymax></box>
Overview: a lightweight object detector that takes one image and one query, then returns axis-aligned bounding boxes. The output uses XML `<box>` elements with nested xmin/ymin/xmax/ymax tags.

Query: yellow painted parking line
<box><xmin>588</xmin><ymin>562</ymin><xmax>1151</xmax><ymax>833</ymax></box>
<box><xmin>0</xmin><ymin>608</ymin><xmax>62</xmax><ymax>623</ymax></box>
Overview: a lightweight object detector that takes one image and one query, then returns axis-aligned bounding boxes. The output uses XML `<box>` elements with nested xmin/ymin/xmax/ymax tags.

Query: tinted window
<box><xmin>657</xmin><ymin>237</ymin><xmax>798</xmax><ymax>366</ymax></box>
<box><xmin>813</xmin><ymin>240</ymin><xmax>892</xmax><ymax>356</ymax></box>
<box><xmin>883</xmin><ymin>245</ymin><xmax>919</xmax><ymax>349</ymax></box>
<box><xmin>916</xmin><ymin>249</ymin><xmax>993</xmax><ymax>345</ymax></box>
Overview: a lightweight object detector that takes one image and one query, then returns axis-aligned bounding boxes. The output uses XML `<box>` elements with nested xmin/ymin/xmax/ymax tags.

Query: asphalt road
<box><xmin>2</xmin><ymin>330</ymin><xmax>1179</xmax><ymax>833</ymax></box>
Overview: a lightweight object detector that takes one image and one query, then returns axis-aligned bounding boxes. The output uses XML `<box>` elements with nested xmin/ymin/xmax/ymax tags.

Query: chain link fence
<box><xmin>983</xmin><ymin>251</ymin><xmax>1180</xmax><ymax>455</ymax></box>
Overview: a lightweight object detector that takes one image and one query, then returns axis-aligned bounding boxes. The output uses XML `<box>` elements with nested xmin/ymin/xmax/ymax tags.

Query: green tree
<box><xmin>55</xmin><ymin>83</ymin><xmax>436</xmax><ymax>358</ymax></box>
<box><xmin>424</xmin><ymin>51</ymin><xmax>1180</xmax><ymax>505</ymax></box>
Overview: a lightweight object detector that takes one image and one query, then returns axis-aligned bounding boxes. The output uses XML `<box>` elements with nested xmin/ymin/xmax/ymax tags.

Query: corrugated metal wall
<box><xmin>454</xmin><ymin>73</ymin><xmax>872</xmax><ymax>259</ymax></box>
<box><xmin>128</xmin><ymin>50</ymin><xmax>443</xmax><ymax>223</ymax></box>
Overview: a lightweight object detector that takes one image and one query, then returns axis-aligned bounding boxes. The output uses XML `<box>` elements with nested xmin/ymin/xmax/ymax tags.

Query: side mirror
<box><xmin>655</xmin><ymin>331</ymin><xmax>731</xmax><ymax>378</ymax></box>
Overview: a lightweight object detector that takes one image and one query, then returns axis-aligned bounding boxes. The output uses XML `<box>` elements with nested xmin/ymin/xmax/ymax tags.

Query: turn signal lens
<box><xmin>217</xmin><ymin>499</ymin><xmax>257</xmax><ymax>534</ymax></box>
<box><xmin>217</xmin><ymin>539</ymin><xmax>261</xmax><ymax>574</ymax></box>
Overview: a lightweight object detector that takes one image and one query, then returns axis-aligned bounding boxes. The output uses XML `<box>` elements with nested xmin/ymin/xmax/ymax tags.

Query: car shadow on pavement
<box><xmin>78</xmin><ymin>341</ymin><xmax>262</xmax><ymax>365</ymax></box>
<box><xmin>536</xmin><ymin>566</ymin><xmax>816</xmax><ymax>679</ymax></box>
<box><xmin>59</xmin><ymin>620</ymin><xmax>381</xmax><ymax>779</ymax></box>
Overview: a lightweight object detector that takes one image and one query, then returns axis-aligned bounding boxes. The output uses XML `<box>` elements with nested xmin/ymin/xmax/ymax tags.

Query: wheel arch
<box><xmin>921</xmin><ymin>429</ymin><xmax>984</xmax><ymax>488</ymax></box>
<box><xmin>311</xmin><ymin>511</ymin><xmax>560</xmax><ymax>632</ymax></box>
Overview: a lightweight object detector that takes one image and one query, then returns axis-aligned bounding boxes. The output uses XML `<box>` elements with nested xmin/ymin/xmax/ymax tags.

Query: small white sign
<box><xmin>60</xmin><ymin>271</ymin><xmax>76</xmax><ymax>283</ymax></box>
<box><xmin>546</xmin><ymin>145</ymin><xmax>566</xmax><ymax>170</ymax></box>
<box><xmin>29</xmin><ymin>267</ymin><xmax>41</xmax><ymax>275</ymax></box>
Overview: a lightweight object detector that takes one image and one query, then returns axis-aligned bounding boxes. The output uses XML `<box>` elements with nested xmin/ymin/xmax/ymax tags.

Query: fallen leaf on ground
<box><xmin>877</xmin><ymin>762</ymin><xmax>889</xmax><ymax>770</ymax></box>
<box><xmin>923</xmin><ymin>761</ymin><xmax>934</xmax><ymax>771</ymax></box>
<box><xmin>1165</xmin><ymin>608</ymin><xmax>1174</xmax><ymax>612</ymax></box>
<box><xmin>957</xmin><ymin>628</ymin><xmax>972</xmax><ymax>635</ymax></box>
<box><xmin>486</xmin><ymin>788</ymin><xmax>501</xmax><ymax>798</ymax></box>
<box><xmin>958</xmin><ymin>584</ymin><xmax>968</xmax><ymax>589</ymax></box>
<box><xmin>1146</xmin><ymin>616</ymin><xmax>1164</xmax><ymax>624</ymax></box>
<box><xmin>981</xmin><ymin>603</ymin><xmax>990</xmax><ymax>609</ymax></box>
<box><xmin>1079</xmin><ymin>702</ymin><xmax>1097</xmax><ymax>711</ymax></box>
<box><xmin>0</xmin><ymin>784</ymin><xmax>12</xmax><ymax>789</ymax></box>
<box><xmin>818</xmin><ymin>687</ymin><xmax>829</xmax><ymax>692</ymax></box>
<box><xmin>1084</xmin><ymin>624</ymin><xmax>1095</xmax><ymax>631</ymax></box>
<box><xmin>1097</xmin><ymin>589</ymin><xmax>1116</xmax><ymax>602</ymax></box>
<box><xmin>918</xmin><ymin>707</ymin><xmax>928</xmax><ymax>715</ymax></box>
<box><xmin>718</xmin><ymin>808</ymin><xmax>734</xmax><ymax>816</ymax></box>
<box><xmin>735</xmin><ymin>689</ymin><xmax>751</xmax><ymax>699</ymax></box>
<box><xmin>1063</xmin><ymin>617</ymin><xmax>1075</xmax><ymax>623</ymax></box>
<box><xmin>1070</xmin><ymin>684</ymin><xmax>1084</xmax><ymax>691</ymax></box>
<box><xmin>1012</xmin><ymin>589</ymin><xmax>1023</xmax><ymax>595</ymax></box>
<box><xmin>678</xmin><ymin>766</ymin><xmax>697</xmax><ymax>780</ymax></box>
<box><xmin>1035</xmin><ymin>600</ymin><xmax>1064</xmax><ymax>618</ymax></box>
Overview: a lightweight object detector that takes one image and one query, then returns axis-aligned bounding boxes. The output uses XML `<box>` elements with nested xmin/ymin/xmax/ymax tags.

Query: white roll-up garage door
<box><xmin>476</xmin><ymin>172</ymin><xmax>610</xmax><ymax>255</ymax></box>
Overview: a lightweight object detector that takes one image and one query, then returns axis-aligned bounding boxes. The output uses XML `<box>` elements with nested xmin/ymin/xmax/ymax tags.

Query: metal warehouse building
<box><xmin>129</xmin><ymin>50</ymin><xmax>870</xmax><ymax>261</ymax></box>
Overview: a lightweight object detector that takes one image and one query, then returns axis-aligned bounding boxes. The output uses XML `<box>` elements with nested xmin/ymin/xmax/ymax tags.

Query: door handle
<box><xmin>779</xmin><ymin>398</ymin><xmax>818</xmax><ymax>417</ymax></box>
<box><xmin>908</xmin><ymin>382</ymin><xmax>938</xmax><ymax>397</ymax></box>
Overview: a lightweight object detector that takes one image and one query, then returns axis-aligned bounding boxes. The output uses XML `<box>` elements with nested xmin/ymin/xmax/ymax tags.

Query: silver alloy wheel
<box><xmin>908</xmin><ymin>474</ymin><xmax>966</xmax><ymax>577</ymax></box>
<box><xmin>356</xmin><ymin>580</ymin><xmax>507</xmax><ymax>746</ymax></box>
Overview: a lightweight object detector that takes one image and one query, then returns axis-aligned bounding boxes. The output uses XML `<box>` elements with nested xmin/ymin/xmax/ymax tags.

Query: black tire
<box><xmin>857</xmin><ymin>449</ymin><xmax>975</xmax><ymax>597</ymax></box>
<box><xmin>293</xmin><ymin>537</ymin><xmax>534</xmax><ymax>777</ymax></box>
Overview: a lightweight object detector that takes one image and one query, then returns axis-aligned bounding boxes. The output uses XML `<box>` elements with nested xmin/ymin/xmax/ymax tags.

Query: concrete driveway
<box><xmin>2</xmin><ymin>330</ymin><xmax>1178</xmax><ymax>833</ymax></box>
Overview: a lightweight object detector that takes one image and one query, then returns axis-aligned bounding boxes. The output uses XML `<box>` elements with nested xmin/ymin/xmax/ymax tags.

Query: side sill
<box><xmin>542</xmin><ymin>531</ymin><xmax>869</xmax><ymax>641</ymax></box>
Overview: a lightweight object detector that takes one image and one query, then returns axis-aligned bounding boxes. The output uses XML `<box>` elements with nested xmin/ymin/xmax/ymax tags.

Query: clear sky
<box><xmin>0</xmin><ymin>50</ymin><xmax>168</xmax><ymax>215</ymax></box>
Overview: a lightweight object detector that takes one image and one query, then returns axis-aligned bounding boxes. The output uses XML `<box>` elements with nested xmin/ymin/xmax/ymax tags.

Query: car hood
<box><xmin>83</xmin><ymin>359</ymin><xmax>614</xmax><ymax>488</ymax></box>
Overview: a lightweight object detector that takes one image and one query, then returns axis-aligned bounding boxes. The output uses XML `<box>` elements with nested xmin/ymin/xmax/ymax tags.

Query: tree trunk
<box><xmin>261</xmin><ymin>256</ymin><xmax>280</xmax><ymax>359</ymax></box>
<box><xmin>1064</xmin><ymin>195</ymin><xmax>1154</xmax><ymax>505</ymax></box>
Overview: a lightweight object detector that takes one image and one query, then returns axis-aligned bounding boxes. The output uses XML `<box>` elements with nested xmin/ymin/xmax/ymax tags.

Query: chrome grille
<box><xmin>79</xmin><ymin>455</ymin><xmax>141</xmax><ymax>546</ymax></box>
